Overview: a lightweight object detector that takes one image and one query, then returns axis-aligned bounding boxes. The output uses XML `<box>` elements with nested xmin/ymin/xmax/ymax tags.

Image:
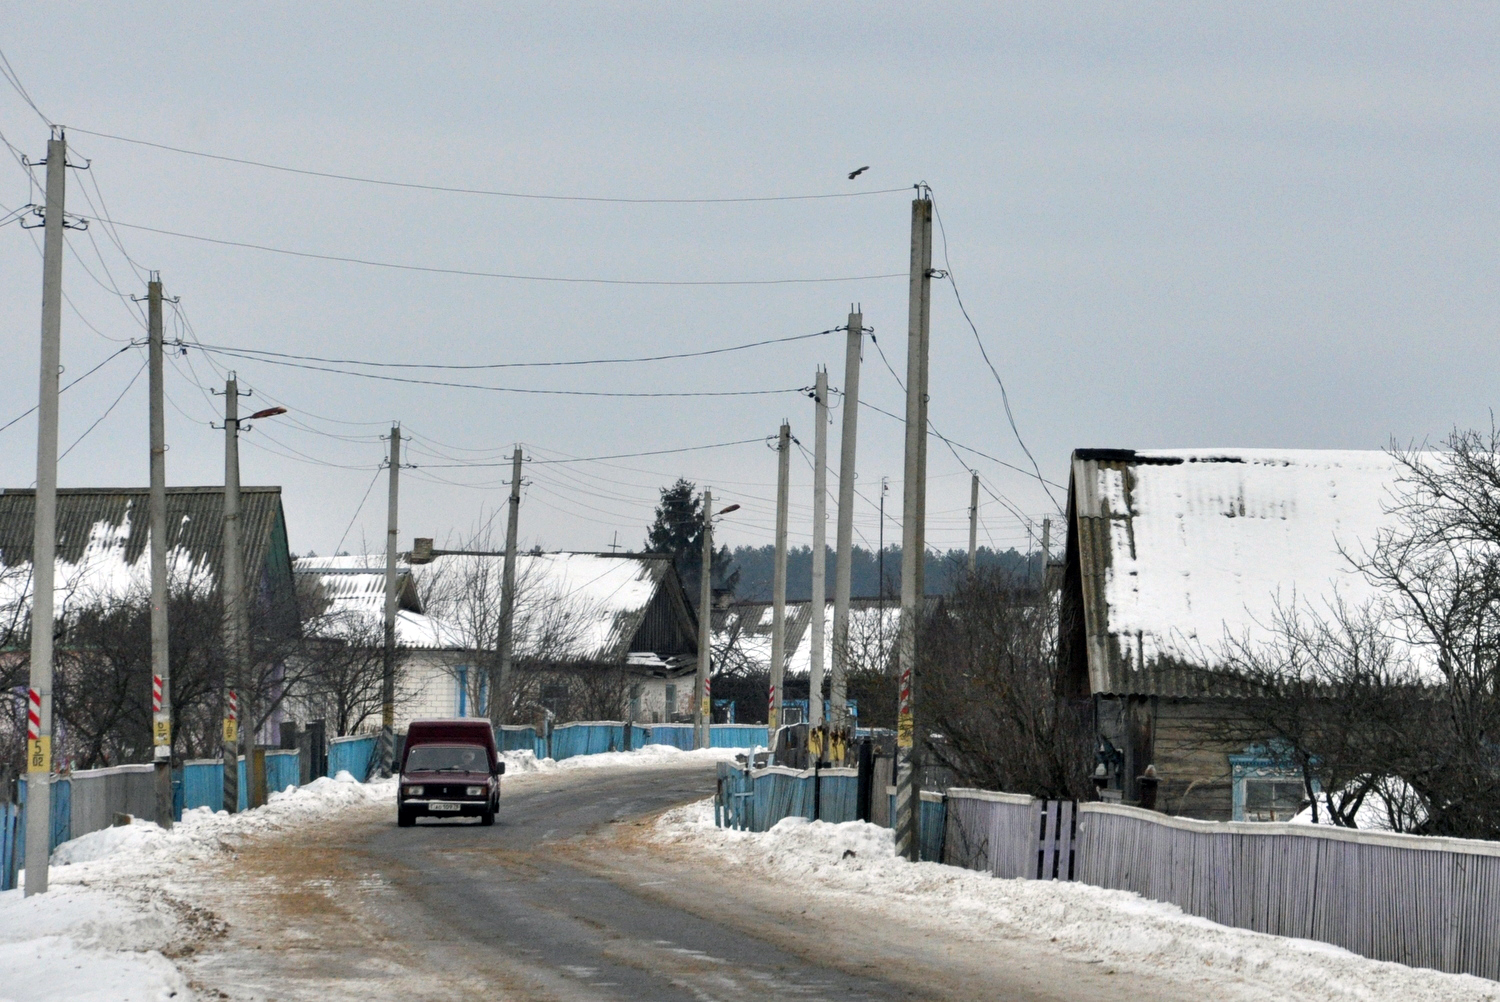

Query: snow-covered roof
<box><xmin>294</xmin><ymin>559</ymin><xmax>459</xmax><ymax>649</ymax></box>
<box><xmin>1065</xmin><ymin>448</ymin><xmax>1402</xmax><ymax>696</ymax></box>
<box><xmin>0</xmin><ymin>487</ymin><xmax>294</xmax><ymax>628</ymax></box>
<box><xmin>295</xmin><ymin>551</ymin><xmax>696</xmax><ymax>663</ymax></box>
<box><xmin>712</xmin><ymin>598</ymin><xmax>918</xmax><ymax>676</ymax></box>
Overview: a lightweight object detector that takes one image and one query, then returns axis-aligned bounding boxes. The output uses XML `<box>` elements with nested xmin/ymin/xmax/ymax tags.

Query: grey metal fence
<box><xmin>69</xmin><ymin>764</ymin><xmax>156</xmax><ymax>836</ymax></box>
<box><xmin>1075</xmin><ymin>803</ymin><xmax>1500</xmax><ymax>982</ymax></box>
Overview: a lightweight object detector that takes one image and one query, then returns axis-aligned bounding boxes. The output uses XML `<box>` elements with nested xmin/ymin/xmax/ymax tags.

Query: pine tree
<box><xmin>645</xmin><ymin>478</ymin><xmax>737</xmax><ymax>607</ymax></box>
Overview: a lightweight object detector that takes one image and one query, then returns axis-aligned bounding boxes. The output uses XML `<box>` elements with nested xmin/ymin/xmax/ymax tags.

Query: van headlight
<box><xmin>466</xmin><ymin>786</ymin><xmax>485</xmax><ymax>796</ymax></box>
<box><xmin>403</xmin><ymin>785</ymin><xmax>423</xmax><ymax>796</ymax></box>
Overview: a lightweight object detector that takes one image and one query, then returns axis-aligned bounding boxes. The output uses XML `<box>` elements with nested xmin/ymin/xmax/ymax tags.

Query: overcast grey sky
<box><xmin>0</xmin><ymin>4</ymin><xmax>1496</xmax><ymax>560</ymax></box>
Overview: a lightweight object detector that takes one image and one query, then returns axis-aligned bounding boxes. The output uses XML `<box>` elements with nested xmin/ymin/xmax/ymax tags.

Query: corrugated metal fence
<box><xmin>1074</xmin><ymin>803</ymin><xmax>1500</xmax><ymax>982</ymax></box>
<box><xmin>718</xmin><ymin>776</ymin><xmax>1500</xmax><ymax>980</ymax></box>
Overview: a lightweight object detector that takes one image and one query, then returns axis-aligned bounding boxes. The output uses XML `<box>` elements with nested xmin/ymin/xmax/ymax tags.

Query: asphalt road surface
<box><xmin>359</xmin><ymin>763</ymin><xmax>921</xmax><ymax>1001</ymax></box>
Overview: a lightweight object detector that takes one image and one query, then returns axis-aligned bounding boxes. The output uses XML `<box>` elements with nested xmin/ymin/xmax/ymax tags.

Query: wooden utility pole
<box><xmin>491</xmin><ymin>447</ymin><xmax>522</xmax><ymax>724</ymax></box>
<box><xmin>220</xmin><ymin>375</ymin><xmax>247</xmax><ymax>815</ymax></box>
<box><xmin>695</xmin><ymin>489</ymin><xmax>714</xmax><ymax>749</ymax></box>
<box><xmin>23</xmin><ymin>129</ymin><xmax>68</xmax><ymax>896</ymax></box>
<box><xmin>768</xmin><ymin>423</ymin><xmax>791</xmax><ymax>732</ymax></box>
<box><xmin>809</xmin><ymin>369</ymin><xmax>828</xmax><ymax>728</ymax></box>
<box><xmin>894</xmin><ymin>192</ymin><xmax>933</xmax><ymax>861</ymax></box>
<box><xmin>379</xmin><ymin>425</ymin><xmax>400</xmax><ymax>776</ymax></box>
<box><xmin>147</xmin><ymin>276</ymin><xmax>174</xmax><ymax>828</ymax></box>
<box><xmin>968</xmin><ymin>471</ymin><xmax>979</xmax><ymax>574</ymax></box>
<box><xmin>829</xmin><ymin>309</ymin><xmax>862</xmax><ymax>728</ymax></box>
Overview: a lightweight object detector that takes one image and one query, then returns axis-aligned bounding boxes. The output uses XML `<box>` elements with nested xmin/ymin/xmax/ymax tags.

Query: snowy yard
<box><xmin>651</xmin><ymin>801</ymin><xmax>1500</xmax><ymax>1002</ymax></box>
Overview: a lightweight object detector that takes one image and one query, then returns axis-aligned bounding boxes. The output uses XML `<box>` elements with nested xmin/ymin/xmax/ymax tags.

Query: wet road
<box><xmin>360</xmin><ymin>764</ymin><xmax>920</xmax><ymax>1001</ymax></box>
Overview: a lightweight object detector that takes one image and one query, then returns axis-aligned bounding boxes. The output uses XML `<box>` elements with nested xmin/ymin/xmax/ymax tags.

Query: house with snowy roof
<box><xmin>1059</xmin><ymin>448</ymin><xmax>1401</xmax><ymax>822</ymax></box>
<box><xmin>293</xmin><ymin>549</ymin><xmax>700</xmax><ymax>729</ymax></box>
<box><xmin>0</xmin><ymin>485</ymin><xmax>299</xmax><ymax>641</ymax></box>
<box><xmin>711</xmin><ymin>596</ymin><xmax>928</xmax><ymax>724</ymax></box>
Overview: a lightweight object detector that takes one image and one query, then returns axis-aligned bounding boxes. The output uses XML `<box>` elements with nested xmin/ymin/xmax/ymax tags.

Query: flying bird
<box><xmin>847</xmin><ymin>166</ymin><xmax>870</xmax><ymax>180</ymax></box>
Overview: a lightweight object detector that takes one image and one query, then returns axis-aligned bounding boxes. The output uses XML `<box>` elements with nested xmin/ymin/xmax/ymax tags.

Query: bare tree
<box><xmin>918</xmin><ymin>570</ymin><xmax>1094</xmax><ymax>800</ymax></box>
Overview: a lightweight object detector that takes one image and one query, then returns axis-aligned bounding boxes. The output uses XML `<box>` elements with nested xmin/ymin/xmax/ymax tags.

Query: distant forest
<box><xmin>726</xmin><ymin>545</ymin><xmax>1040</xmax><ymax>601</ymax></box>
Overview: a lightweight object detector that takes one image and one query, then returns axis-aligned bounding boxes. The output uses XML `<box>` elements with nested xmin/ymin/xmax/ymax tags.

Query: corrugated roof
<box><xmin>0</xmin><ymin>487</ymin><xmax>294</xmax><ymax>626</ymax></box>
<box><xmin>1065</xmin><ymin>448</ymin><xmax>1402</xmax><ymax>696</ymax></box>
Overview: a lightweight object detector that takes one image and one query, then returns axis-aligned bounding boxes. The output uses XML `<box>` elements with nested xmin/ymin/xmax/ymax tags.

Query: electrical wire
<box><xmin>930</xmin><ymin>193</ymin><xmax>1058</xmax><ymax>511</ymax></box>
<box><xmin>190</xmin><ymin>327</ymin><xmax>841</xmax><ymax>371</ymax></box>
<box><xmin>81</xmin><ymin>215</ymin><xmax>904</xmax><ymax>287</ymax></box>
<box><xmin>418</xmin><ymin>437</ymin><xmax>766</xmax><ymax>469</ymax></box>
<box><xmin>67</xmin><ymin>127</ymin><xmax>913</xmax><ymax>204</ymax></box>
<box><xmin>333</xmin><ymin>465</ymin><xmax>385</xmax><ymax>556</ymax></box>
<box><xmin>0</xmin><ymin>47</ymin><xmax>50</xmax><ymax>126</ymax></box>
<box><xmin>184</xmin><ymin>345</ymin><xmax>805</xmax><ymax>398</ymax></box>
<box><xmin>0</xmin><ymin>344</ymin><xmax>134</xmax><ymax>435</ymax></box>
<box><xmin>59</xmin><ymin>359</ymin><xmax>147</xmax><ymax>461</ymax></box>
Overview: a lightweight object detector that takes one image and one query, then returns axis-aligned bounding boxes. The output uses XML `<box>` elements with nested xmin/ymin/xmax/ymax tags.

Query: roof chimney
<box><xmin>410</xmin><ymin>537</ymin><xmax>434</xmax><ymax>564</ymax></box>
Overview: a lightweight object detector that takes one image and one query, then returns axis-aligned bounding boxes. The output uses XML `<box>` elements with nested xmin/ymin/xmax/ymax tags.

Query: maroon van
<box><xmin>397</xmin><ymin>719</ymin><xmax>505</xmax><ymax>827</ymax></box>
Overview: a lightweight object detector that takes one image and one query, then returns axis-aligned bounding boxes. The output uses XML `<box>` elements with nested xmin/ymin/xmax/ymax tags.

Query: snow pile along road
<box><xmin>652</xmin><ymin>801</ymin><xmax>1500</xmax><ymax>1002</ymax></box>
<box><xmin>500</xmin><ymin>743</ymin><xmax>748</xmax><ymax>774</ymax></box>
<box><xmin>0</xmin><ymin>771</ymin><xmax>394</xmax><ymax>1002</ymax></box>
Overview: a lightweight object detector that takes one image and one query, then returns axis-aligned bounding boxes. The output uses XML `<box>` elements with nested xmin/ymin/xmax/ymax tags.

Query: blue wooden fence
<box><xmin>327</xmin><ymin>735</ymin><xmax>377</xmax><ymax>780</ymax></box>
<box><xmin>1</xmin><ymin>802</ymin><xmax>17</xmax><ymax>891</ymax></box>
<box><xmin>715</xmin><ymin>762</ymin><xmax>946</xmax><ymax>862</ymax></box>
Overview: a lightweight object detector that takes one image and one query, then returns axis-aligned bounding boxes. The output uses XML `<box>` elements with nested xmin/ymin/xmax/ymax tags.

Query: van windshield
<box><xmin>405</xmin><ymin>743</ymin><xmax>488</xmax><ymax>773</ymax></box>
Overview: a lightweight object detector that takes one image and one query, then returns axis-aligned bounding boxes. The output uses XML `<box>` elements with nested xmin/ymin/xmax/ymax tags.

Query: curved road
<box><xmin>360</xmin><ymin>763</ymin><xmax>918</xmax><ymax>1001</ymax></box>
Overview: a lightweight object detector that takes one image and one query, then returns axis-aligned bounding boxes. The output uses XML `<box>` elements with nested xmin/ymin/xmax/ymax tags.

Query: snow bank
<box><xmin>654</xmin><ymin>801</ymin><xmax>1499</xmax><ymax>1002</ymax></box>
<box><xmin>501</xmin><ymin>744</ymin><xmax>746</xmax><ymax>775</ymax></box>
<box><xmin>2</xmin><ymin>772</ymin><xmax>397</xmax><ymax>1002</ymax></box>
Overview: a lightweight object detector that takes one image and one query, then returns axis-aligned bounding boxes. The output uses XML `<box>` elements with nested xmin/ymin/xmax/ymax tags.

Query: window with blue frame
<box><xmin>455</xmin><ymin>665</ymin><xmax>468</xmax><ymax>717</ymax></box>
<box><xmin>1230</xmin><ymin>744</ymin><xmax>1315</xmax><ymax>822</ymax></box>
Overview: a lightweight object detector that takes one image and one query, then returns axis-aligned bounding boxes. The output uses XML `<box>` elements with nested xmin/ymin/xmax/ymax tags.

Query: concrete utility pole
<box><xmin>695</xmin><ymin>489</ymin><xmax>714</xmax><ymax>749</ymax></box>
<box><xmin>221</xmin><ymin>375</ymin><xmax>247</xmax><ymax>815</ymax></box>
<box><xmin>491</xmin><ymin>447</ymin><xmax>522</xmax><ymax>725</ymax></box>
<box><xmin>968</xmin><ymin>471</ymin><xmax>980</xmax><ymax>574</ymax></box>
<box><xmin>1041</xmin><ymin>516</ymin><xmax>1051</xmax><ymax>564</ymax></box>
<box><xmin>809</xmin><ymin>369</ymin><xmax>828</xmax><ymax>728</ymax></box>
<box><xmin>24</xmin><ymin>130</ymin><xmax>68</xmax><ymax>896</ymax></box>
<box><xmin>894</xmin><ymin>192</ymin><xmax>933</xmax><ymax>862</ymax></box>
<box><xmin>379</xmin><ymin>425</ymin><xmax>401</xmax><ymax>776</ymax></box>
<box><xmin>829</xmin><ymin>308</ymin><xmax>862</xmax><ymax>729</ymax></box>
<box><xmin>768</xmin><ymin>423</ymin><xmax>791</xmax><ymax>732</ymax></box>
<box><xmin>147</xmin><ymin>276</ymin><xmax>174</xmax><ymax>828</ymax></box>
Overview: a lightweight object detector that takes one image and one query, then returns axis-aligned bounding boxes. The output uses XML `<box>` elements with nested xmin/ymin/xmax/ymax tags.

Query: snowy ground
<box><xmin>0</xmin><ymin>745</ymin><xmax>741</xmax><ymax>1002</ymax></box>
<box><xmin>649</xmin><ymin>802</ymin><xmax>1500</xmax><ymax>1002</ymax></box>
<box><xmin>654</xmin><ymin>804</ymin><xmax>1500</xmax><ymax>1002</ymax></box>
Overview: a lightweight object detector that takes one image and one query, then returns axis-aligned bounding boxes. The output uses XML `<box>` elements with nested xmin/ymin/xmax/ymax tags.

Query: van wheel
<box><xmin>480</xmin><ymin>807</ymin><xmax>495</xmax><ymax>826</ymax></box>
<box><xmin>398</xmin><ymin>807</ymin><xmax>415</xmax><ymax>828</ymax></box>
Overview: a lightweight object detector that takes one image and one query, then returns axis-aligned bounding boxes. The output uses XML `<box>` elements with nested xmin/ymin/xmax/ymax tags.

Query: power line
<box><xmin>334</xmin><ymin>466</ymin><xmax>385</xmax><ymax>556</ymax></box>
<box><xmin>67</xmin><ymin>127</ymin><xmax>914</xmax><ymax>205</ymax></box>
<box><xmin>930</xmin><ymin>193</ymin><xmax>1058</xmax><ymax>511</ymax></box>
<box><xmin>0</xmin><ymin>345</ymin><xmax>135</xmax><ymax>435</ymax></box>
<box><xmin>853</xmin><ymin>398</ymin><xmax>1065</xmax><ymax>490</ymax></box>
<box><xmin>0</xmin><ymin>47</ymin><xmax>50</xmax><ymax>125</ymax></box>
<box><xmin>190</xmin><ymin>327</ymin><xmax>841</xmax><ymax>372</ymax></box>
<box><xmin>59</xmin><ymin>359</ymin><xmax>147</xmax><ymax>462</ymax></box>
<box><xmin>83</xmin><ymin>215</ymin><xmax>905</xmax><ymax>287</ymax></box>
<box><xmin>186</xmin><ymin>345</ymin><xmax>805</xmax><ymax>398</ymax></box>
<box><xmin>418</xmin><ymin>437</ymin><xmax>767</xmax><ymax>469</ymax></box>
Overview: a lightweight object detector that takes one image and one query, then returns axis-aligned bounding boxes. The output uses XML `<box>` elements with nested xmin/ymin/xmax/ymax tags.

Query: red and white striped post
<box><xmin>25</xmin><ymin>688</ymin><xmax>43</xmax><ymax>769</ymax></box>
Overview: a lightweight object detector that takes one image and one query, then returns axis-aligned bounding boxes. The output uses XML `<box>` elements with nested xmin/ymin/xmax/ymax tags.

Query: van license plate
<box><xmin>430</xmin><ymin>803</ymin><xmax>460</xmax><ymax>812</ymax></box>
